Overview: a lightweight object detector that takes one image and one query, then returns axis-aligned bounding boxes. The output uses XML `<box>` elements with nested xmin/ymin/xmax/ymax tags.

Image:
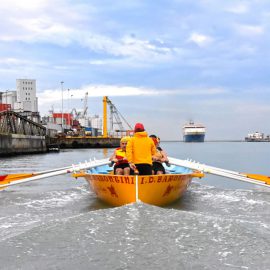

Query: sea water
<box><xmin>0</xmin><ymin>142</ymin><xmax>269</xmax><ymax>270</ymax></box>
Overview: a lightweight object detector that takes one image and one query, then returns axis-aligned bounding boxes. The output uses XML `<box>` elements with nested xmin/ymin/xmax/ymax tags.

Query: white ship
<box><xmin>245</xmin><ymin>132</ymin><xmax>270</xmax><ymax>142</ymax></box>
<box><xmin>183</xmin><ymin>121</ymin><xmax>206</xmax><ymax>142</ymax></box>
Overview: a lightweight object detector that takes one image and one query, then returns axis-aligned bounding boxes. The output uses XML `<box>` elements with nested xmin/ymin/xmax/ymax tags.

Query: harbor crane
<box><xmin>82</xmin><ymin>92</ymin><xmax>88</xmax><ymax>118</ymax></box>
<box><xmin>70</xmin><ymin>92</ymin><xmax>88</xmax><ymax>121</ymax></box>
<box><xmin>70</xmin><ymin>108</ymin><xmax>80</xmax><ymax>120</ymax></box>
<box><xmin>103</xmin><ymin>96</ymin><xmax>133</xmax><ymax>138</ymax></box>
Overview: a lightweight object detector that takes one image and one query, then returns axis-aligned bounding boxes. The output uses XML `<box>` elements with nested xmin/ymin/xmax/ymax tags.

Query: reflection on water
<box><xmin>102</xmin><ymin>148</ymin><xmax>109</xmax><ymax>158</ymax></box>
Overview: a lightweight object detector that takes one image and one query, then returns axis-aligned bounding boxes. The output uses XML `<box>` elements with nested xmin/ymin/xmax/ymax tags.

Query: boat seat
<box><xmin>87</xmin><ymin>168</ymin><xmax>98</xmax><ymax>174</ymax></box>
<box><xmin>165</xmin><ymin>165</ymin><xmax>192</xmax><ymax>174</ymax></box>
<box><xmin>88</xmin><ymin>164</ymin><xmax>192</xmax><ymax>175</ymax></box>
<box><xmin>94</xmin><ymin>165</ymin><xmax>108</xmax><ymax>174</ymax></box>
<box><xmin>86</xmin><ymin>164</ymin><xmax>114</xmax><ymax>175</ymax></box>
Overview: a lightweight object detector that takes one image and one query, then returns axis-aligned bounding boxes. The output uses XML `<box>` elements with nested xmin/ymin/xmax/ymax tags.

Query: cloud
<box><xmin>235</xmin><ymin>24</ymin><xmax>264</xmax><ymax>36</ymax></box>
<box><xmin>0</xmin><ymin>1</ymin><xmax>178</xmax><ymax>66</ymax></box>
<box><xmin>225</xmin><ymin>4</ymin><xmax>249</xmax><ymax>14</ymax></box>
<box><xmin>0</xmin><ymin>57</ymin><xmax>47</xmax><ymax>66</ymax></box>
<box><xmin>188</xmin><ymin>32</ymin><xmax>213</xmax><ymax>47</ymax></box>
<box><xmin>0</xmin><ymin>1</ymin><xmax>174</xmax><ymax>63</ymax></box>
<box><xmin>71</xmin><ymin>33</ymin><xmax>175</xmax><ymax>64</ymax></box>
<box><xmin>1</xmin><ymin>0</ymin><xmax>49</xmax><ymax>11</ymax></box>
<box><xmin>38</xmin><ymin>85</ymin><xmax>159</xmax><ymax>106</ymax></box>
<box><xmin>38</xmin><ymin>84</ymin><xmax>226</xmax><ymax>106</ymax></box>
<box><xmin>0</xmin><ymin>0</ymin><xmax>89</xmax><ymax>43</ymax></box>
<box><xmin>0</xmin><ymin>58</ymin><xmax>29</xmax><ymax>65</ymax></box>
<box><xmin>235</xmin><ymin>103</ymin><xmax>270</xmax><ymax>114</ymax></box>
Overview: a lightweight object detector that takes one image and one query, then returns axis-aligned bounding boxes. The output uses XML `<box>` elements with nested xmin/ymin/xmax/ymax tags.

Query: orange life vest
<box><xmin>153</xmin><ymin>148</ymin><xmax>164</xmax><ymax>163</ymax></box>
<box><xmin>115</xmin><ymin>147</ymin><xmax>128</xmax><ymax>166</ymax></box>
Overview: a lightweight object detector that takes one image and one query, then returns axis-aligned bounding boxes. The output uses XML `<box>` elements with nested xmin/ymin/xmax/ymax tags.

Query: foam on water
<box><xmin>0</xmin><ymin>185</ymin><xmax>93</xmax><ymax>241</ymax></box>
<box><xmin>1</xmin><ymin>192</ymin><xmax>270</xmax><ymax>270</ymax></box>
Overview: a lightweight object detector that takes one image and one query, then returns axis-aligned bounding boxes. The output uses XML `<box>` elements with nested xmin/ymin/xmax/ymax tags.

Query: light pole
<box><xmin>67</xmin><ymin>88</ymin><xmax>70</xmax><ymax>126</ymax></box>
<box><xmin>70</xmin><ymin>94</ymin><xmax>73</xmax><ymax>112</ymax></box>
<box><xmin>67</xmin><ymin>89</ymin><xmax>70</xmax><ymax>112</ymax></box>
<box><xmin>60</xmin><ymin>81</ymin><xmax>64</xmax><ymax>132</ymax></box>
<box><xmin>5</xmin><ymin>90</ymin><xmax>8</xmax><ymax>111</ymax></box>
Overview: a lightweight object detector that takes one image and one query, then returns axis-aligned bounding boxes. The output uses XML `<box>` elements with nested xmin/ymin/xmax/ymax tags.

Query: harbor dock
<box><xmin>0</xmin><ymin>133</ymin><xmax>47</xmax><ymax>156</ymax></box>
<box><xmin>0</xmin><ymin>95</ymin><xmax>128</xmax><ymax>156</ymax></box>
<box><xmin>50</xmin><ymin>136</ymin><xmax>120</xmax><ymax>149</ymax></box>
<box><xmin>0</xmin><ymin>110</ymin><xmax>47</xmax><ymax>156</ymax></box>
<box><xmin>0</xmin><ymin>110</ymin><xmax>121</xmax><ymax>156</ymax></box>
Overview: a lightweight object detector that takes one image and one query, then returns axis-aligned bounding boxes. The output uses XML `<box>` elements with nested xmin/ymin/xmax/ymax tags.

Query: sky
<box><xmin>1</xmin><ymin>0</ymin><xmax>270</xmax><ymax>140</ymax></box>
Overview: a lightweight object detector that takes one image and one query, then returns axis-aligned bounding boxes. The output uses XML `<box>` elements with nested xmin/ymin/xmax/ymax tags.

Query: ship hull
<box><xmin>184</xmin><ymin>134</ymin><xmax>205</xmax><ymax>142</ymax></box>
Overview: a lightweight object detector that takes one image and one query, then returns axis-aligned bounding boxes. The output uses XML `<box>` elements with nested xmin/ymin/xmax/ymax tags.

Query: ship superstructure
<box><xmin>183</xmin><ymin>121</ymin><xmax>206</xmax><ymax>142</ymax></box>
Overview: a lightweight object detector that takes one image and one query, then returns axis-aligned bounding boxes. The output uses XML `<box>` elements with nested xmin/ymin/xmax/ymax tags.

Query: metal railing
<box><xmin>0</xmin><ymin>110</ymin><xmax>46</xmax><ymax>136</ymax></box>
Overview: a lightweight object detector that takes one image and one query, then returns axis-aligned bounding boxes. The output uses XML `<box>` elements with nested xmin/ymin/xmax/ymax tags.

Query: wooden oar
<box><xmin>0</xmin><ymin>158</ymin><xmax>110</xmax><ymax>189</ymax></box>
<box><xmin>0</xmin><ymin>173</ymin><xmax>36</xmax><ymax>181</ymax></box>
<box><xmin>168</xmin><ymin>157</ymin><xmax>270</xmax><ymax>188</ymax></box>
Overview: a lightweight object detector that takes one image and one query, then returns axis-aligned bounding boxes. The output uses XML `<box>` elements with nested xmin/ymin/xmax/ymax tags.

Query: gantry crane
<box><xmin>103</xmin><ymin>96</ymin><xmax>132</xmax><ymax>138</ymax></box>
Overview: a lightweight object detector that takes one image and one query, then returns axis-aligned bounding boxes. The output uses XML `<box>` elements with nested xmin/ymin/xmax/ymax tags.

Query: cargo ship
<box><xmin>183</xmin><ymin>121</ymin><xmax>206</xmax><ymax>142</ymax></box>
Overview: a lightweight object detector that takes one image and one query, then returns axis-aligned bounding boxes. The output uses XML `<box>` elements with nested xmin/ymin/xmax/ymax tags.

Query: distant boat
<box><xmin>245</xmin><ymin>132</ymin><xmax>270</xmax><ymax>142</ymax></box>
<box><xmin>183</xmin><ymin>121</ymin><xmax>206</xmax><ymax>142</ymax></box>
<box><xmin>47</xmin><ymin>144</ymin><xmax>60</xmax><ymax>152</ymax></box>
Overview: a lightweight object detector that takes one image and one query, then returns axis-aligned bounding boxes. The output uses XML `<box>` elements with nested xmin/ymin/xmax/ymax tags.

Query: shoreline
<box><xmin>162</xmin><ymin>140</ymin><xmax>270</xmax><ymax>142</ymax></box>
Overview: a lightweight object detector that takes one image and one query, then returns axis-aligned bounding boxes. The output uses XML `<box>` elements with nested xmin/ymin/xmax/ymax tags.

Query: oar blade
<box><xmin>191</xmin><ymin>172</ymin><xmax>204</xmax><ymax>178</ymax></box>
<box><xmin>0</xmin><ymin>178</ymin><xmax>10</xmax><ymax>190</ymax></box>
<box><xmin>244</xmin><ymin>174</ymin><xmax>270</xmax><ymax>185</ymax></box>
<box><xmin>0</xmin><ymin>173</ymin><xmax>37</xmax><ymax>189</ymax></box>
<box><xmin>72</xmin><ymin>172</ymin><xmax>87</xmax><ymax>178</ymax></box>
<box><xmin>3</xmin><ymin>173</ymin><xmax>36</xmax><ymax>181</ymax></box>
<box><xmin>0</xmin><ymin>158</ymin><xmax>111</xmax><ymax>189</ymax></box>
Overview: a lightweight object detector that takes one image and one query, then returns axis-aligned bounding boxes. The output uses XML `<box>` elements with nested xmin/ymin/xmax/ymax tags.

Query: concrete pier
<box><xmin>0</xmin><ymin>134</ymin><xmax>121</xmax><ymax>156</ymax></box>
<box><xmin>0</xmin><ymin>134</ymin><xmax>47</xmax><ymax>156</ymax></box>
<box><xmin>54</xmin><ymin>136</ymin><xmax>120</xmax><ymax>149</ymax></box>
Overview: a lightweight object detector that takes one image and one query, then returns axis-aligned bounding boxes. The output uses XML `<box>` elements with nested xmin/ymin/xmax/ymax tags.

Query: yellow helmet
<box><xmin>120</xmin><ymin>136</ymin><xmax>130</xmax><ymax>143</ymax></box>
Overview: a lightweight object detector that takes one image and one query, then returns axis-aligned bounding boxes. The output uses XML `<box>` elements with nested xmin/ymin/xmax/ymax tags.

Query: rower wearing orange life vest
<box><xmin>109</xmin><ymin>137</ymin><xmax>131</xmax><ymax>175</ymax></box>
<box><xmin>150</xmin><ymin>134</ymin><xmax>169</xmax><ymax>175</ymax></box>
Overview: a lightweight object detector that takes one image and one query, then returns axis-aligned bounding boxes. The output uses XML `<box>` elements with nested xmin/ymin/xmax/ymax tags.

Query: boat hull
<box><xmin>83</xmin><ymin>174</ymin><xmax>193</xmax><ymax>206</ymax></box>
<box><xmin>183</xmin><ymin>134</ymin><xmax>205</xmax><ymax>142</ymax></box>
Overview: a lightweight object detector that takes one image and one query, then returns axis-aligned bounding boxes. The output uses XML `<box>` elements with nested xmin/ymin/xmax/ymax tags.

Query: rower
<box><xmin>126</xmin><ymin>123</ymin><xmax>156</xmax><ymax>175</ymax></box>
<box><xmin>150</xmin><ymin>134</ymin><xmax>169</xmax><ymax>175</ymax></box>
<box><xmin>109</xmin><ymin>137</ymin><xmax>131</xmax><ymax>175</ymax></box>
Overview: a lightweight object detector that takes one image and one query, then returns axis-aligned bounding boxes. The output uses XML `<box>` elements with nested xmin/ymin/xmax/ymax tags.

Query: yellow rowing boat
<box><xmin>1</xmin><ymin>157</ymin><xmax>269</xmax><ymax>203</ymax></box>
<box><xmin>74</xmin><ymin>165</ymin><xmax>204</xmax><ymax>207</ymax></box>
